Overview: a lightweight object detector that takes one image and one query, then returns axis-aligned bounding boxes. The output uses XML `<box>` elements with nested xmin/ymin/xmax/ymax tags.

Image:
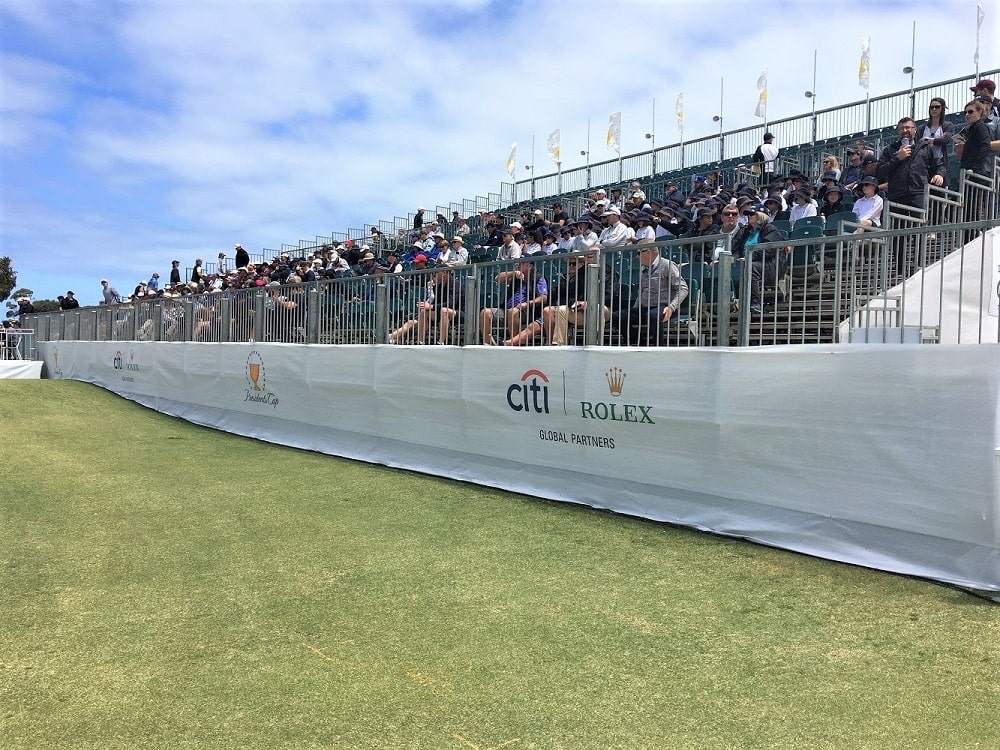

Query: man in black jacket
<box><xmin>876</xmin><ymin>117</ymin><xmax>944</xmax><ymax>211</ymax></box>
<box><xmin>541</xmin><ymin>252</ymin><xmax>614</xmax><ymax>345</ymax></box>
<box><xmin>59</xmin><ymin>291</ymin><xmax>80</xmax><ymax>310</ymax></box>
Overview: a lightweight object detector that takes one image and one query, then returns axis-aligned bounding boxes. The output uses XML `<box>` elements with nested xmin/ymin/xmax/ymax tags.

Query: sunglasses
<box><xmin>722</xmin><ymin>211</ymin><xmax>738</xmax><ymax>216</ymax></box>
<box><xmin>964</xmin><ymin>109</ymin><xmax>978</xmax><ymax>115</ymax></box>
<box><xmin>929</xmin><ymin>104</ymin><xmax>942</xmax><ymax>109</ymax></box>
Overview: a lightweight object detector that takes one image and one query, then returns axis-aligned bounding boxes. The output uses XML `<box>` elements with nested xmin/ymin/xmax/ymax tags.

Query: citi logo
<box><xmin>507</xmin><ymin>369</ymin><xmax>550</xmax><ymax>414</ymax></box>
<box><xmin>115</xmin><ymin>350</ymin><xmax>140</xmax><ymax>371</ymax></box>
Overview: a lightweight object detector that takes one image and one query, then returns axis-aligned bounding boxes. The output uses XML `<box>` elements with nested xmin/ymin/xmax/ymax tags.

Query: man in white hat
<box><xmin>598</xmin><ymin>206</ymin><xmax>633</xmax><ymax>249</ymax></box>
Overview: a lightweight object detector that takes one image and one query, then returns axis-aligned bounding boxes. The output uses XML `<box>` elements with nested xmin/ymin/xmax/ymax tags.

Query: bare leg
<box><xmin>479</xmin><ymin>308</ymin><xmax>496</xmax><ymax>345</ymax></box>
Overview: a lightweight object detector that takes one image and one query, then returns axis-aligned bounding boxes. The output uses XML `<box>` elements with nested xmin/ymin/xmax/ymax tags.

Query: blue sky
<box><xmin>1</xmin><ymin>0</ymin><xmax>996</xmax><ymax>306</ymax></box>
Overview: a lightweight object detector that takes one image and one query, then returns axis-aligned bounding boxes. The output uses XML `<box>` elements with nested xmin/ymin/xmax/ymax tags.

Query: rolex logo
<box><xmin>605</xmin><ymin>367</ymin><xmax>625</xmax><ymax>397</ymax></box>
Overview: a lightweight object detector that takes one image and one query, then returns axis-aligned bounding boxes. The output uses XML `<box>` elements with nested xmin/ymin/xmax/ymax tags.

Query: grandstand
<box><xmin>17</xmin><ymin>70</ymin><xmax>1000</xmax><ymax>598</ymax></box>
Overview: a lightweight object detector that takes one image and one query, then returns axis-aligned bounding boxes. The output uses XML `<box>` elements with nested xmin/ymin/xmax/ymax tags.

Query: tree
<box><xmin>0</xmin><ymin>257</ymin><xmax>16</xmax><ymax>302</ymax></box>
<box><xmin>33</xmin><ymin>299</ymin><xmax>61</xmax><ymax>313</ymax></box>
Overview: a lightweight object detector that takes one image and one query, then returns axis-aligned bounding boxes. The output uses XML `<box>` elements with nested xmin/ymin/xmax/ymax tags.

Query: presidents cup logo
<box><xmin>507</xmin><ymin>368</ymin><xmax>550</xmax><ymax>414</ymax></box>
<box><xmin>244</xmin><ymin>350</ymin><xmax>279</xmax><ymax>408</ymax></box>
<box><xmin>247</xmin><ymin>350</ymin><xmax>266</xmax><ymax>392</ymax></box>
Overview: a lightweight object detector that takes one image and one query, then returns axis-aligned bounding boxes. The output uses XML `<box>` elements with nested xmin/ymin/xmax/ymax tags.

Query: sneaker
<box><xmin>387</xmin><ymin>335</ymin><xmax>396</xmax><ymax>344</ymax></box>
<box><xmin>749</xmin><ymin>302</ymin><xmax>763</xmax><ymax>313</ymax></box>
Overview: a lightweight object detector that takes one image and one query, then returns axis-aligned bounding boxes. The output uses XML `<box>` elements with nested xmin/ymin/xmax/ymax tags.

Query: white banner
<box><xmin>546</xmin><ymin>129</ymin><xmax>560</xmax><ymax>164</ymax></box>
<box><xmin>37</xmin><ymin>341</ymin><xmax>1000</xmax><ymax>594</ymax></box>
<box><xmin>606</xmin><ymin>112</ymin><xmax>621</xmax><ymax>155</ymax></box>
<box><xmin>0</xmin><ymin>360</ymin><xmax>42</xmax><ymax>378</ymax></box>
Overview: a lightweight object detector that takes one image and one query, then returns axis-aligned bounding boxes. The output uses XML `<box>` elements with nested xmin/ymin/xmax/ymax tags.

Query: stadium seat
<box><xmin>823</xmin><ymin>211</ymin><xmax>859</xmax><ymax>236</ymax></box>
<box><xmin>771</xmin><ymin>219</ymin><xmax>792</xmax><ymax>239</ymax></box>
<box><xmin>792</xmin><ymin>215</ymin><xmax>825</xmax><ymax>231</ymax></box>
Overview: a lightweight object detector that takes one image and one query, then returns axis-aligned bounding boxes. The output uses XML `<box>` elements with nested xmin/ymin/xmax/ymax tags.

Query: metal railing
<box><xmin>24</xmin><ymin>170</ymin><xmax>1000</xmax><ymax>351</ymax></box>
<box><xmin>1</xmin><ymin>329</ymin><xmax>35</xmax><ymax>360</ymax></box>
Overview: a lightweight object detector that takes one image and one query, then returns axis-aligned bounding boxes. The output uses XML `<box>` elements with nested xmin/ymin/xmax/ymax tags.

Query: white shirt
<box><xmin>571</xmin><ymin>231</ymin><xmax>599</xmax><ymax>253</ymax></box>
<box><xmin>497</xmin><ymin>240</ymin><xmax>522</xmax><ymax>260</ymax></box>
<box><xmin>632</xmin><ymin>225</ymin><xmax>656</xmax><ymax>243</ymax></box>
<box><xmin>759</xmin><ymin>142</ymin><xmax>779</xmax><ymax>172</ymax></box>
<box><xmin>789</xmin><ymin>202</ymin><xmax>817</xmax><ymax>224</ymax></box>
<box><xmin>853</xmin><ymin>194</ymin><xmax>883</xmax><ymax>226</ymax></box>
<box><xmin>439</xmin><ymin>245</ymin><xmax>469</xmax><ymax>266</ymax></box>
<box><xmin>599</xmin><ymin>220</ymin><xmax>633</xmax><ymax>249</ymax></box>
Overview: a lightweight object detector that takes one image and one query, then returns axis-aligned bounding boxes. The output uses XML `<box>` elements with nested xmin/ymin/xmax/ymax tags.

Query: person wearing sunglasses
<box><xmin>956</xmin><ymin>99</ymin><xmax>992</xmax><ymax>178</ymax></box>
<box><xmin>919</xmin><ymin>98</ymin><xmax>953</xmax><ymax>173</ymax></box>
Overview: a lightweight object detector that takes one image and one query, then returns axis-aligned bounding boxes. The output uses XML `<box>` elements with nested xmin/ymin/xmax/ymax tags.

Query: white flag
<box><xmin>859</xmin><ymin>37</ymin><xmax>870</xmax><ymax>91</ymax></box>
<box><xmin>675</xmin><ymin>93</ymin><xmax>684</xmax><ymax>137</ymax></box>
<box><xmin>547</xmin><ymin>129</ymin><xmax>561</xmax><ymax>164</ymax></box>
<box><xmin>975</xmin><ymin>4</ymin><xmax>985</xmax><ymax>66</ymax></box>
<box><xmin>755</xmin><ymin>71</ymin><xmax>768</xmax><ymax>119</ymax></box>
<box><xmin>506</xmin><ymin>142</ymin><xmax>517</xmax><ymax>178</ymax></box>
<box><xmin>606</xmin><ymin>112</ymin><xmax>621</xmax><ymax>155</ymax></box>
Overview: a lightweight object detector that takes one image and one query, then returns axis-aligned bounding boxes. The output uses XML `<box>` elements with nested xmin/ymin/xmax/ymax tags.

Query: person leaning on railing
<box><xmin>955</xmin><ymin>98</ymin><xmax>994</xmax><ymax>178</ymax></box>
<box><xmin>732</xmin><ymin>208</ymin><xmax>790</xmax><ymax>314</ymax></box>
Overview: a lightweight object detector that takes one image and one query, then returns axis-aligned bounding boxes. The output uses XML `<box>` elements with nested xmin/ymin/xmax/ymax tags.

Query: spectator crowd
<box><xmin>19</xmin><ymin>79</ymin><xmax>1000</xmax><ymax>343</ymax></box>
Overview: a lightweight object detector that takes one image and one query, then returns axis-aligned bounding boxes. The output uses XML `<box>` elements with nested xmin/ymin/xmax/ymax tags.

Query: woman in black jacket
<box><xmin>957</xmin><ymin>98</ymin><xmax>993</xmax><ymax>177</ymax></box>
<box><xmin>732</xmin><ymin>209</ymin><xmax>790</xmax><ymax>313</ymax></box>
<box><xmin>919</xmin><ymin>97</ymin><xmax>954</xmax><ymax>175</ymax></box>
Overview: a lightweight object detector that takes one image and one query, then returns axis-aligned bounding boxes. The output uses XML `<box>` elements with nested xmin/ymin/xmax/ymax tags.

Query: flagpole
<box><xmin>908</xmin><ymin>21</ymin><xmax>916</xmax><ymax>120</ymax></box>
<box><xmin>650</xmin><ymin>98</ymin><xmax>656</xmax><ymax>175</ymax></box>
<box><xmin>585</xmin><ymin>118</ymin><xmax>591</xmax><ymax>189</ymax></box>
<box><xmin>811</xmin><ymin>49</ymin><xmax>817</xmax><ymax>147</ymax></box>
<box><xmin>714</xmin><ymin>77</ymin><xmax>724</xmax><ymax>162</ymax></box>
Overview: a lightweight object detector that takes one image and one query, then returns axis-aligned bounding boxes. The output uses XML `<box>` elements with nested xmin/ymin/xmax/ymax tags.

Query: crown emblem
<box><xmin>605</xmin><ymin>367</ymin><xmax>626</xmax><ymax>397</ymax></box>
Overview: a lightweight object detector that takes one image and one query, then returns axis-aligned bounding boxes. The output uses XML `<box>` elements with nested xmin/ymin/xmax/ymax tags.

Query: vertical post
<box><xmin>716</xmin><ymin>249</ymin><xmax>733</xmax><ymax>347</ymax></box>
<box><xmin>307</xmin><ymin>286</ymin><xmax>320</xmax><ymax>344</ymax></box>
<box><xmin>374</xmin><ymin>282</ymin><xmax>388</xmax><ymax>344</ymax></box>
<box><xmin>718</xmin><ymin>77</ymin><xmax>725</xmax><ymax>161</ymax></box>
<box><xmin>908</xmin><ymin>21</ymin><xmax>916</xmax><ymax>120</ymax></box>
<box><xmin>253</xmin><ymin>290</ymin><xmax>265</xmax><ymax>343</ymax></box>
<box><xmin>151</xmin><ymin>301</ymin><xmax>163</xmax><ymax>342</ymax></box>
<box><xmin>464</xmin><ymin>272</ymin><xmax>480</xmax><ymax>346</ymax></box>
<box><xmin>182</xmin><ymin>299</ymin><xmax>195</xmax><ymax>342</ymax></box>
<box><xmin>584</xmin><ymin>262</ymin><xmax>602</xmax><ymax>346</ymax></box>
<box><xmin>218</xmin><ymin>296</ymin><xmax>231</xmax><ymax>343</ymax></box>
<box><xmin>811</xmin><ymin>49</ymin><xmax>818</xmax><ymax>147</ymax></box>
<box><xmin>651</xmin><ymin>98</ymin><xmax>656</xmax><ymax>175</ymax></box>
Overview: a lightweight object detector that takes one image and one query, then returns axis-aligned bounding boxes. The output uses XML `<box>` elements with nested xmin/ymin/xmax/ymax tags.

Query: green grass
<box><xmin>1</xmin><ymin>380</ymin><xmax>998</xmax><ymax>749</ymax></box>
